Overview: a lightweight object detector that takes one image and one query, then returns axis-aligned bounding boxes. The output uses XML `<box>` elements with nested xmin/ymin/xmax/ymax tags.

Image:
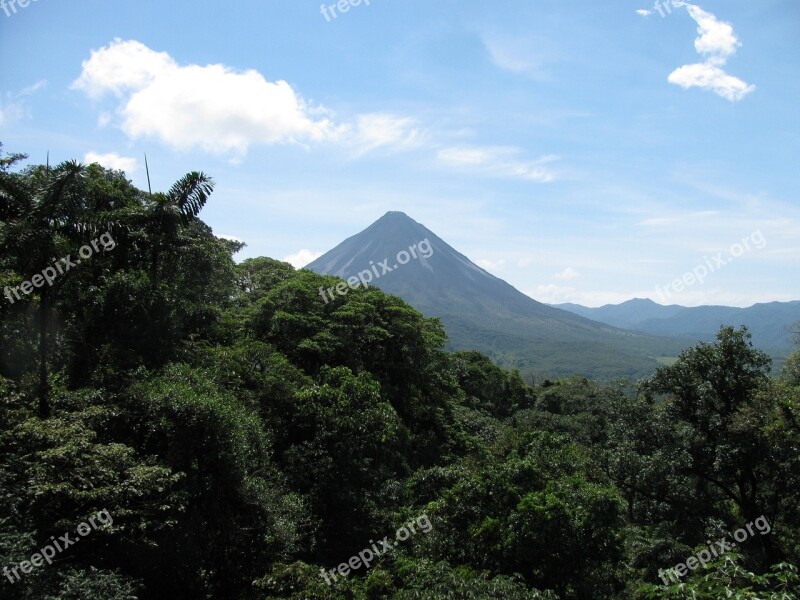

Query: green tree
<box><xmin>0</xmin><ymin>158</ymin><xmax>89</xmax><ymax>416</ymax></box>
<box><xmin>605</xmin><ymin>335</ymin><xmax>800</xmax><ymax>590</ymax></box>
<box><xmin>645</xmin><ymin>329</ymin><xmax>770</xmax><ymax>496</ymax></box>
<box><xmin>452</xmin><ymin>350</ymin><xmax>534</xmax><ymax>417</ymax></box>
<box><xmin>136</xmin><ymin>171</ymin><xmax>214</xmax><ymax>289</ymax></box>
<box><xmin>639</xmin><ymin>552</ymin><xmax>799</xmax><ymax>599</ymax></box>
<box><xmin>409</xmin><ymin>431</ymin><xmax>625</xmax><ymax>598</ymax></box>
<box><xmin>281</xmin><ymin>366</ymin><xmax>410</xmax><ymax>561</ymax></box>
<box><xmin>125</xmin><ymin>364</ymin><xmax>306</xmax><ymax>598</ymax></box>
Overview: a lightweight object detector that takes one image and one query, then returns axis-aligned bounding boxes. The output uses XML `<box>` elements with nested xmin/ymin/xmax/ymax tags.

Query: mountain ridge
<box><xmin>553</xmin><ymin>298</ymin><xmax>800</xmax><ymax>358</ymax></box>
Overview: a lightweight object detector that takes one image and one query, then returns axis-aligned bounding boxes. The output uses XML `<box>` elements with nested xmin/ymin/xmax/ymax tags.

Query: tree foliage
<box><xmin>1</xmin><ymin>147</ymin><xmax>797</xmax><ymax>599</ymax></box>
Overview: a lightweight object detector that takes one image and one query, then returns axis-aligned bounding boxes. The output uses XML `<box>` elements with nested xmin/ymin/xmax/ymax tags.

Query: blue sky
<box><xmin>1</xmin><ymin>0</ymin><xmax>798</xmax><ymax>307</ymax></box>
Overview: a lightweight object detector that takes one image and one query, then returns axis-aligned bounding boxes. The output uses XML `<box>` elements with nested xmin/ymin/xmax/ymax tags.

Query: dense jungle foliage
<box><xmin>1</xmin><ymin>148</ymin><xmax>799</xmax><ymax>599</ymax></box>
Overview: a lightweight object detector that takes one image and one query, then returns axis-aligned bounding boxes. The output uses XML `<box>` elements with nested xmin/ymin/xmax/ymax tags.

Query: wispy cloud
<box><xmin>638</xmin><ymin>210</ymin><xmax>719</xmax><ymax>227</ymax></box>
<box><xmin>555</xmin><ymin>267</ymin><xmax>580</xmax><ymax>280</ymax></box>
<box><xmin>437</xmin><ymin>146</ymin><xmax>557</xmax><ymax>182</ymax></box>
<box><xmin>481</xmin><ymin>33</ymin><xmax>552</xmax><ymax>80</ymax></box>
<box><xmin>0</xmin><ymin>80</ymin><xmax>47</xmax><ymax>126</ymax></box>
<box><xmin>349</xmin><ymin>113</ymin><xmax>426</xmax><ymax>156</ymax></box>
<box><xmin>532</xmin><ymin>283</ymin><xmax>575</xmax><ymax>304</ymax></box>
<box><xmin>476</xmin><ymin>258</ymin><xmax>506</xmax><ymax>271</ymax></box>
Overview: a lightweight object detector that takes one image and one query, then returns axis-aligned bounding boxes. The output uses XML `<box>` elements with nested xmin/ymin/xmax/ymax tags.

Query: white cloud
<box><xmin>667</xmin><ymin>5</ymin><xmax>755</xmax><ymax>101</ymax></box>
<box><xmin>636</xmin><ymin>9</ymin><xmax>653</xmax><ymax>16</ymax></box>
<box><xmin>686</xmin><ymin>5</ymin><xmax>740</xmax><ymax>60</ymax></box>
<box><xmin>72</xmin><ymin>40</ymin><xmax>430</xmax><ymax>161</ymax></box>
<box><xmin>84</xmin><ymin>151</ymin><xmax>138</xmax><ymax>172</ymax></box>
<box><xmin>437</xmin><ymin>146</ymin><xmax>557</xmax><ymax>182</ymax></box>
<box><xmin>668</xmin><ymin>62</ymin><xmax>755</xmax><ymax>101</ymax></box>
<box><xmin>72</xmin><ymin>39</ymin><xmax>341</xmax><ymax>157</ymax></box>
<box><xmin>71</xmin><ymin>39</ymin><xmax>558</xmax><ymax>174</ymax></box>
<box><xmin>283</xmin><ymin>249</ymin><xmax>323</xmax><ymax>269</ymax></box>
<box><xmin>555</xmin><ymin>267</ymin><xmax>580</xmax><ymax>280</ymax></box>
<box><xmin>72</xmin><ymin>41</ymin><xmax>176</xmax><ymax>99</ymax></box>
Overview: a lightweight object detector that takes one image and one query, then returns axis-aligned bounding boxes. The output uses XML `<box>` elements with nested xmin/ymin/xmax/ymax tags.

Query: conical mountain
<box><xmin>306</xmin><ymin>211</ymin><xmax>683</xmax><ymax>379</ymax></box>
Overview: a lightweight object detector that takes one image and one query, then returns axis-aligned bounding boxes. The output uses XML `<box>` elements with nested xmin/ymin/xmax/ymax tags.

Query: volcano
<box><xmin>306</xmin><ymin>211</ymin><xmax>683</xmax><ymax>379</ymax></box>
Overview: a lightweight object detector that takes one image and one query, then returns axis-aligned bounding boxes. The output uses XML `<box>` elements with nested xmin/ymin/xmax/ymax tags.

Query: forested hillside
<box><xmin>1</xmin><ymin>151</ymin><xmax>799</xmax><ymax>599</ymax></box>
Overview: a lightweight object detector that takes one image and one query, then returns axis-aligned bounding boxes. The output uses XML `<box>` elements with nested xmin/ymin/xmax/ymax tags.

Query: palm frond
<box><xmin>36</xmin><ymin>160</ymin><xmax>86</xmax><ymax>219</ymax></box>
<box><xmin>167</xmin><ymin>172</ymin><xmax>215</xmax><ymax>220</ymax></box>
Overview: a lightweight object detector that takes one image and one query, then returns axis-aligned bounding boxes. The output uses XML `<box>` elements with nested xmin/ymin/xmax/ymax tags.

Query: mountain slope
<box><xmin>306</xmin><ymin>212</ymin><xmax>684</xmax><ymax>379</ymax></box>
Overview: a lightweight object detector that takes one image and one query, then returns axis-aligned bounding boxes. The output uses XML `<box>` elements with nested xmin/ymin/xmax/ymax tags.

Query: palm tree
<box><xmin>1</xmin><ymin>152</ymin><xmax>214</xmax><ymax>417</ymax></box>
<box><xmin>0</xmin><ymin>159</ymin><xmax>88</xmax><ymax>417</ymax></box>
<box><xmin>143</xmin><ymin>171</ymin><xmax>215</xmax><ymax>289</ymax></box>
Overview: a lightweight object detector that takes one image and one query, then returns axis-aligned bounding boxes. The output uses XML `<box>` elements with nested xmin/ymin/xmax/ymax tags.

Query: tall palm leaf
<box><xmin>167</xmin><ymin>171</ymin><xmax>214</xmax><ymax>221</ymax></box>
<box><xmin>0</xmin><ymin>160</ymin><xmax>87</xmax><ymax>417</ymax></box>
<box><xmin>147</xmin><ymin>172</ymin><xmax>214</xmax><ymax>288</ymax></box>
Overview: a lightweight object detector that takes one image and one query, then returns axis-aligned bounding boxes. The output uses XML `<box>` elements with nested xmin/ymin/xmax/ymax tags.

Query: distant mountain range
<box><xmin>554</xmin><ymin>298</ymin><xmax>800</xmax><ymax>358</ymax></box>
<box><xmin>306</xmin><ymin>212</ymin><xmax>686</xmax><ymax>380</ymax></box>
